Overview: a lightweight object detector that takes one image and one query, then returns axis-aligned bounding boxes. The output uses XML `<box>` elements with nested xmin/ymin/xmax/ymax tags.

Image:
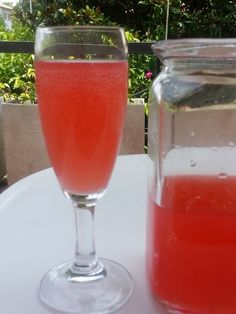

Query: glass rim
<box><xmin>34</xmin><ymin>25</ymin><xmax>128</xmax><ymax>61</ymax></box>
<box><xmin>152</xmin><ymin>38</ymin><xmax>236</xmax><ymax>62</ymax></box>
<box><xmin>36</xmin><ymin>25</ymin><xmax>125</xmax><ymax>33</ymax></box>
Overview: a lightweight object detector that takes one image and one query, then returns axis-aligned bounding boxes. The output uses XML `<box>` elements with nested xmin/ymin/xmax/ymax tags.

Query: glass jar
<box><xmin>147</xmin><ymin>39</ymin><xmax>236</xmax><ymax>314</ymax></box>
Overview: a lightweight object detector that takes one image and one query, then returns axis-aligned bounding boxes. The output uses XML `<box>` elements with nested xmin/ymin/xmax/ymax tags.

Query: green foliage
<box><xmin>14</xmin><ymin>1</ymin><xmax>113</xmax><ymax>29</ymax></box>
<box><xmin>126</xmin><ymin>31</ymin><xmax>156</xmax><ymax>101</ymax></box>
<box><xmin>0</xmin><ymin>18</ymin><xmax>35</xmax><ymax>103</ymax></box>
<box><xmin>18</xmin><ymin>0</ymin><xmax>233</xmax><ymax>40</ymax></box>
<box><xmin>2</xmin><ymin>0</ymin><xmax>236</xmax><ymax>103</ymax></box>
<box><xmin>0</xmin><ymin>18</ymin><xmax>34</xmax><ymax>41</ymax></box>
<box><xmin>182</xmin><ymin>0</ymin><xmax>236</xmax><ymax>38</ymax></box>
<box><xmin>0</xmin><ymin>54</ymin><xmax>35</xmax><ymax>103</ymax></box>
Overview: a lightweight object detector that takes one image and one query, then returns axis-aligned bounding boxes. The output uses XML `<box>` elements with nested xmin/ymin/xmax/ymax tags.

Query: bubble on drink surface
<box><xmin>190</xmin><ymin>159</ymin><xmax>197</xmax><ymax>167</ymax></box>
<box><xmin>168</xmin><ymin>233</ymin><xmax>177</xmax><ymax>242</ymax></box>
<box><xmin>229</xmin><ymin>141</ymin><xmax>235</xmax><ymax>147</ymax></box>
<box><xmin>218</xmin><ymin>173</ymin><xmax>227</xmax><ymax>179</ymax></box>
<box><xmin>190</xmin><ymin>131</ymin><xmax>195</xmax><ymax>137</ymax></box>
<box><xmin>186</xmin><ymin>196</ymin><xmax>201</xmax><ymax>212</ymax></box>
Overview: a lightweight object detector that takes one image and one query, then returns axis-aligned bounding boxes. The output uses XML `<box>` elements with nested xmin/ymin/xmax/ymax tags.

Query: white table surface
<box><xmin>0</xmin><ymin>154</ymin><xmax>163</xmax><ymax>314</ymax></box>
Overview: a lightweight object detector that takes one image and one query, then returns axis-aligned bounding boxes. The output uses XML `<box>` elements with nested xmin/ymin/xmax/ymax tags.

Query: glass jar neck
<box><xmin>153</xmin><ymin>39</ymin><xmax>236</xmax><ymax>74</ymax></box>
<box><xmin>165</xmin><ymin>58</ymin><xmax>236</xmax><ymax>74</ymax></box>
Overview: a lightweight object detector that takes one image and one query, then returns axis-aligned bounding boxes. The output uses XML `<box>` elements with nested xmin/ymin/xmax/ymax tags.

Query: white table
<box><xmin>0</xmin><ymin>154</ymin><xmax>163</xmax><ymax>314</ymax></box>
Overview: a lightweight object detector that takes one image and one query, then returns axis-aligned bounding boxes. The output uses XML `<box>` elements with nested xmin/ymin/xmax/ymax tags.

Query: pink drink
<box><xmin>36</xmin><ymin>60</ymin><xmax>127</xmax><ymax>194</ymax></box>
<box><xmin>147</xmin><ymin>148</ymin><xmax>236</xmax><ymax>313</ymax></box>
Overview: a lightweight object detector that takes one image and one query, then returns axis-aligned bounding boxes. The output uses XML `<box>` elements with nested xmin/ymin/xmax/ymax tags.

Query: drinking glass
<box><xmin>35</xmin><ymin>26</ymin><xmax>133</xmax><ymax>314</ymax></box>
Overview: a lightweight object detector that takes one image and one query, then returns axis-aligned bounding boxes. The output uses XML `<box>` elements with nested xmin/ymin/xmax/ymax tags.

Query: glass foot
<box><xmin>39</xmin><ymin>258</ymin><xmax>134</xmax><ymax>314</ymax></box>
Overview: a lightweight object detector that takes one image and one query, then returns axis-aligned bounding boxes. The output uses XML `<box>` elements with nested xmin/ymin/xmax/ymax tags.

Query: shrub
<box><xmin>0</xmin><ymin>18</ymin><xmax>35</xmax><ymax>103</ymax></box>
<box><xmin>3</xmin><ymin>0</ymin><xmax>236</xmax><ymax>103</ymax></box>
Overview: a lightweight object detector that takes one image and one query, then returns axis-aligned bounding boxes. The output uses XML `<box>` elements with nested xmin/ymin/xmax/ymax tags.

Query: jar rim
<box><xmin>152</xmin><ymin>38</ymin><xmax>236</xmax><ymax>62</ymax></box>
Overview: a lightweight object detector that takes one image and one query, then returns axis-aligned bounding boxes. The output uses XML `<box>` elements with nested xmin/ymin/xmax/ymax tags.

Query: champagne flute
<box><xmin>35</xmin><ymin>26</ymin><xmax>133</xmax><ymax>314</ymax></box>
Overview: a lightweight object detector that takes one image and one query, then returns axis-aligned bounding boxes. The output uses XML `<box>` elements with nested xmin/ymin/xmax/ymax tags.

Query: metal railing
<box><xmin>0</xmin><ymin>41</ymin><xmax>154</xmax><ymax>54</ymax></box>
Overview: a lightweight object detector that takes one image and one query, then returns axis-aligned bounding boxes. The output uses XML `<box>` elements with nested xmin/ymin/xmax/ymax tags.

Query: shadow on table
<box><xmin>0</xmin><ymin>175</ymin><xmax>7</xmax><ymax>193</ymax></box>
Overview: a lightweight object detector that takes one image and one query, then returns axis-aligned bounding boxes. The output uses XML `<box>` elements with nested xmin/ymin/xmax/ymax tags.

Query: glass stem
<box><xmin>74</xmin><ymin>203</ymin><xmax>97</xmax><ymax>269</ymax></box>
<box><xmin>66</xmin><ymin>193</ymin><xmax>106</xmax><ymax>282</ymax></box>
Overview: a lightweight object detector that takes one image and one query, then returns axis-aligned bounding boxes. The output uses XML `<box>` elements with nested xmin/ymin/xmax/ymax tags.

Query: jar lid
<box><xmin>152</xmin><ymin>39</ymin><xmax>236</xmax><ymax>62</ymax></box>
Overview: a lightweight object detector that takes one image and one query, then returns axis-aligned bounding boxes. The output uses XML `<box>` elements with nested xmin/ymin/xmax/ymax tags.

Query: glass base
<box><xmin>39</xmin><ymin>258</ymin><xmax>134</xmax><ymax>314</ymax></box>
